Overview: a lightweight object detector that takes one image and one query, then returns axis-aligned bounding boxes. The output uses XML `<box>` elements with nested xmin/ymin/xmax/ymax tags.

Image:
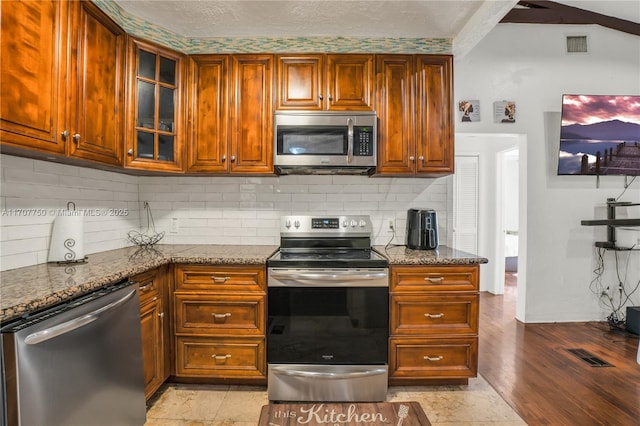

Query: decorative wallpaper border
<box><xmin>94</xmin><ymin>0</ymin><xmax>452</xmax><ymax>54</ymax></box>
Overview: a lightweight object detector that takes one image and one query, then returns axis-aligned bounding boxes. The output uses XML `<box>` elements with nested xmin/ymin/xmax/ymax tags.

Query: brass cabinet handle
<box><xmin>72</xmin><ymin>133</ymin><xmax>81</xmax><ymax>143</ymax></box>
<box><xmin>212</xmin><ymin>312</ymin><xmax>231</xmax><ymax>322</ymax></box>
<box><xmin>328</xmin><ymin>94</ymin><xmax>333</xmax><ymax>101</ymax></box>
<box><xmin>424</xmin><ymin>313</ymin><xmax>444</xmax><ymax>319</ymax></box>
<box><xmin>222</xmin><ymin>155</ymin><xmax>226</xmax><ymax>162</ymax></box>
<box><xmin>158</xmin><ymin>312</ymin><xmax>164</xmax><ymax>318</ymax></box>
<box><xmin>423</xmin><ymin>355</ymin><xmax>443</xmax><ymax>362</ymax></box>
<box><xmin>139</xmin><ymin>283</ymin><xmax>152</xmax><ymax>292</ymax></box>
<box><xmin>211</xmin><ymin>354</ymin><xmax>231</xmax><ymax>364</ymax></box>
<box><xmin>127</xmin><ymin>148</ymin><xmax>134</xmax><ymax>156</ymax></box>
<box><xmin>61</xmin><ymin>130</ymin><xmax>69</xmax><ymax>138</ymax></box>
<box><xmin>230</xmin><ymin>155</ymin><xmax>236</xmax><ymax>162</ymax></box>
<box><xmin>425</xmin><ymin>276</ymin><xmax>444</xmax><ymax>283</ymax></box>
<box><xmin>419</xmin><ymin>155</ymin><xmax>424</xmax><ymax>161</ymax></box>
<box><xmin>319</xmin><ymin>94</ymin><xmax>324</xmax><ymax>100</ymax></box>
<box><xmin>409</xmin><ymin>156</ymin><xmax>415</xmax><ymax>161</ymax></box>
<box><xmin>211</xmin><ymin>275</ymin><xmax>230</xmax><ymax>283</ymax></box>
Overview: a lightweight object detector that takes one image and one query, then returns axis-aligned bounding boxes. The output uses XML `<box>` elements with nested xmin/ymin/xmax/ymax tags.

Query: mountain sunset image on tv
<box><xmin>558</xmin><ymin>95</ymin><xmax>640</xmax><ymax>176</ymax></box>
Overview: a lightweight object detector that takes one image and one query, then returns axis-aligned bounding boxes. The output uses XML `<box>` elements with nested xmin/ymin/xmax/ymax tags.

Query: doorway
<box><xmin>454</xmin><ymin>133</ymin><xmax>527</xmax><ymax>320</ymax></box>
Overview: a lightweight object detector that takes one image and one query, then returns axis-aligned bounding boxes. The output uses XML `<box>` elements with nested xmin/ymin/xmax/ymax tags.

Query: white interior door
<box><xmin>453</xmin><ymin>155</ymin><xmax>479</xmax><ymax>254</ymax></box>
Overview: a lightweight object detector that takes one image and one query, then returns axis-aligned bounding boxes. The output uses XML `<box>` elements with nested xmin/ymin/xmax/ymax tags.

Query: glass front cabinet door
<box><xmin>126</xmin><ymin>38</ymin><xmax>185</xmax><ymax>171</ymax></box>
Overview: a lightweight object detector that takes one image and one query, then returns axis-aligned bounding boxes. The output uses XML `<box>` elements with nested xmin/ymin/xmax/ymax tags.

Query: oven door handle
<box><xmin>269</xmin><ymin>272</ymin><xmax>387</xmax><ymax>281</ymax></box>
<box><xmin>270</xmin><ymin>366</ymin><xmax>387</xmax><ymax>380</ymax></box>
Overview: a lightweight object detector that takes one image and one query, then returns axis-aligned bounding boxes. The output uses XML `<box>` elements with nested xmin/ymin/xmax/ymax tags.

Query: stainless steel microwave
<box><xmin>274</xmin><ymin>111</ymin><xmax>377</xmax><ymax>175</ymax></box>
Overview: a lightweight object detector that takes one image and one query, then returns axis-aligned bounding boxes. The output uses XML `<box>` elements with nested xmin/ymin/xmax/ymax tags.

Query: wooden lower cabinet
<box><xmin>389</xmin><ymin>264</ymin><xmax>479</xmax><ymax>385</ymax></box>
<box><xmin>134</xmin><ymin>267</ymin><xmax>170</xmax><ymax>400</ymax></box>
<box><xmin>173</xmin><ymin>264</ymin><xmax>267</xmax><ymax>384</ymax></box>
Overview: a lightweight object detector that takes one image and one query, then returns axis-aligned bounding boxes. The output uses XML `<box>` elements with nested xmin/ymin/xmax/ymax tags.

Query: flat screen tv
<box><xmin>558</xmin><ymin>94</ymin><xmax>640</xmax><ymax>176</ymax></box>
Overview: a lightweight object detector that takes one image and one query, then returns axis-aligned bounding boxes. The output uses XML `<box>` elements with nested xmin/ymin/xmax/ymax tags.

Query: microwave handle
<box><xmin>347</xmin><ymin>118</ymin><xmax>353</xmax><ymax>164</ymax></box>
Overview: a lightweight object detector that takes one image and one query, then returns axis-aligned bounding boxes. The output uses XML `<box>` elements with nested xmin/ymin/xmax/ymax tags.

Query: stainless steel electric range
<box><xmin>266</xmin><ymin>215</ymin><xmax>389</xmax><ymax>402</ymax></box>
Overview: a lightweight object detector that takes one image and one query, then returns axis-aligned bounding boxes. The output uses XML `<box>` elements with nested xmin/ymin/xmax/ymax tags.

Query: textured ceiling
<box><xmin>114</xmin><ymin>1</ymin><xmax>492</xmax><ymax>38</ymax></box>
<box><xmin>113</xmin><ymin>0</ymin><xmax>520</xmax><ymax>56</ymax></box>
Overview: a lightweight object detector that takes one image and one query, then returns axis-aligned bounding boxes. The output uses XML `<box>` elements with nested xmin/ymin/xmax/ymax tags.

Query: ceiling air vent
<box><xmin>566</xmin><ymin>35</ymin><xmax>588</xmax><ymax>53</ymax></box>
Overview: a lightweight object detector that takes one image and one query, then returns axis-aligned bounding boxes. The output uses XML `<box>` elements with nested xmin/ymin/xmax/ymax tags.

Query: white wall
<box><xmin>454</xmin><ymin>15</ymin><xmax>640</xmax><ymax>322</ymax></box>
<box><xmin>0</xmin><ymin>155</ymin><xmax>140</xmax><ymax>270</ymax></box>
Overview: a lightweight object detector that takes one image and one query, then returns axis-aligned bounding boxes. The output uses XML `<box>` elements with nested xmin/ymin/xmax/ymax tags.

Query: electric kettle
<box><xmin>406</xmin><ymin>208</ymin><xmax>438</xmax><ymax>250</ymax></box>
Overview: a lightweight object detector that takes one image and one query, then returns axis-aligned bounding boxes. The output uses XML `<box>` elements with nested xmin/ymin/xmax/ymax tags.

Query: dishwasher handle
<box><xmin>24</xmin><ymin>288</ymin><xmax>137</xmax><ymax>345</ymax></box>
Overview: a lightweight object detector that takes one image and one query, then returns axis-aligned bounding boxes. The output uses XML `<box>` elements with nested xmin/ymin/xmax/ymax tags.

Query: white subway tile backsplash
<box><xmin>1</xmin><ymin>155</ymin><xmax>140</xmax><ymax>271</ymax></box>
<box><xmin>2</xmin><ymin>153</ymin><xmax>452</xmax><ymax>269</ymax></box>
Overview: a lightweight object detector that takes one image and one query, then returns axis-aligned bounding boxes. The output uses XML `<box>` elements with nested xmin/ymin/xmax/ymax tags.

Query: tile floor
<box><xmin>144</xmin><ymin>375</ymin><xmax>526</xmax><ymax>425</ymax></box>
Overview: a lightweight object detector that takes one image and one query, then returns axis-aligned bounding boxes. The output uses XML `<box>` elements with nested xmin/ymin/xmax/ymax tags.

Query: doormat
<box><xmin>258</xmin><ymin>401</ymin><xmax>431</xmax><ymax>426</ymax></box>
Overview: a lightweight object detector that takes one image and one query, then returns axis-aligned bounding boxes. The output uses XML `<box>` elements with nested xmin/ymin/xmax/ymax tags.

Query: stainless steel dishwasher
<box><xmin>1</xmin><ymin>279</ymin><xmax>146</xmax><ymax>426</ymax></box>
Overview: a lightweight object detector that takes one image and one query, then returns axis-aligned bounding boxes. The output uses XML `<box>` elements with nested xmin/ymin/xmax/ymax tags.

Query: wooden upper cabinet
<box><xmin>230</xmin><ymin>55</ymin><xmax>274</xmax><ymax>174</ymax></box>
<box><xmin>415</xmin><ymin>55</ymin><xmax>454</xmax><ymax>175</ymax></box>
<box><xmin>276</xmin><ymin>55</ymin><xmax>324</xmax><ymax>110</ymax></box>
<box><xmin>67</xmin><ymin>1</ymin><xmax>125</xmax><ymax>166</ymax></box>
<box><xmin>125</xmin><ymin>38</ymin><xmax>186</xmax><ymax>172</ymax></box>
<box><xmin>0</xmin><ymin>0</ymin><xmax>69</xmax><ymax>154</ymax></box>
<box><xmin>187</xmin><ymin>55</ymin><xmax>230</xmax><ymax>172</ymax></box>
<box><xmin>375</xmin><ymin>54</ymin><xmax>454</xmax><ymax>176</ymax></box>
<box><xmin>326</xmin><ymin>54</ymin><xmax>374</xmax><ymax>111</ymax></box>
<box><xmin>276</xmin><ymin>54</ymin><xmax>373</xmax><ymax>111</ymax></box>
<box><xmin>375</xmin><ymin>55</ymin><xmax>414</xmax><ymax>175</ymax></box>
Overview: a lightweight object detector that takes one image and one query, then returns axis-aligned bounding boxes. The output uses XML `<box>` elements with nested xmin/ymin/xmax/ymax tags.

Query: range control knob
<box><xmin>342</xmin><ymin>220</ymin><xmax>348</xmax><ymax>228</ymax></box>
<box><xmin>294</xmin><ymin>220</ymin><xmax>300</xmax><ymax>229</ymax></box>
<box><xmin>350</xmin><ymin>220</ymin><xmax>356</xmax><ymax>227</ymax></box>
<box><xmin>359</xmin><ymin>220</ymin><xmax>367</xmax><ymax>227</ymax></box>
<box><xmin>285</xmin><ymin>220</ymin><xmax>291</xmax><ymax>229</ymax></box>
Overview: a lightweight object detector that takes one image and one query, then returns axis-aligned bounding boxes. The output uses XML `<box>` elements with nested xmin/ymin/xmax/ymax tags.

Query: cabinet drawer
<box><xmin>389</xmin><ymin>337</ymin><xmax>478</xmax><ymax>379</ymax></box>
<box><xmin>174</xmin><ymin>294</ymin><xmax>265</xmax><ymax>335</ymax></box>
<box><xmin>175</xmin><ymin>265</ymin><xmax>265</xmax><ymax>292</ymax></box>
<box><xmin>132</xmin><ymin>268</ymin><xmax>161</xmax><ymax>306</ymax></box>
<box><xmin>175</xmin><ymin>336</ymin><xmax>265</xmax><ymax>378</ymax></box>
<box><xmin>390</xmin><ymin>294</ymin><xmax>478</xmax><ymax>335</ymax></box>
<box><xmin>391</xmin><ymin>265</ymin><xmax>478</xmax><ymax>292</ymax></box>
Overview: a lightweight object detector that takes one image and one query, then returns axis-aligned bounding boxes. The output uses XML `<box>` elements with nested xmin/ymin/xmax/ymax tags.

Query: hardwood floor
<box><xmin>479</xmin><ymin>273</ymin><xmax>640</xmax><ymax>425</ymax></box>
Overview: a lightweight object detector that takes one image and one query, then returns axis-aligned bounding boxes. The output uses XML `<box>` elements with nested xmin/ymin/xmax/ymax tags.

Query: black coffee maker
<box><xmin>406</xmin><ymin>208</ymin><xmax>438</xmax><ymax>250</ymax></box>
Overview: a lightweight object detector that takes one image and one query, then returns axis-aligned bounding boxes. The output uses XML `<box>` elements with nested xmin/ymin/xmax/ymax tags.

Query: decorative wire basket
<box><xmin>127</xmin><ymin>202</ymin><xmax>165</xmax><ymax>246</ymax></box>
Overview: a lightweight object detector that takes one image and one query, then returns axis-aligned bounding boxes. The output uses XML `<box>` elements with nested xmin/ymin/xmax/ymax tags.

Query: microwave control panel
<box><xmin>354</xmin><ymin>127</ymin><xmax>374</xmax><ymax>156</ymax></box>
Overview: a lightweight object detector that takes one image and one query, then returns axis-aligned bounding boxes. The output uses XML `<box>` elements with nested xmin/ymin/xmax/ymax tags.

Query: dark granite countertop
<box><xmin>0</xmin><ymin>244</ymin><xmax>278</xmax><ymax>323</ymax></box>
<box><xmin>0</xmin><ymin>244</ymin><xmax>486</xmax><ymax>323</ymax></box>
<box><xmin>375</xmin><ymin>245</ymin><xmax>488</xmax><ymax>265</ymax></box>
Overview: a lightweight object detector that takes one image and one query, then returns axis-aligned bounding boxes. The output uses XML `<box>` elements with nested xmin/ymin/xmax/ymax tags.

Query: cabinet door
<box><xmin>375</xmin><ymin>55</ymin><xmax>415</xmax><ymax>175</ymax></box>
<box><xmin>126</xmin><ymin>38</ymin><xmax>185</xmax><ymax>172</ymax></box>
<box><xmin>415</xmin><ymin>55</ymin><xmax>454</xmax><ymax>175</ymax></box>
<box><xmin>0</xmin><ymin>0</ymin><xmax>68</xmax><ymax>154</ymax></box>
<box><xmin>326</xmin><ymin>54</ymin><xmax>374</xmax><ymax>111</ymax></box>
<box><xmin>140</xmin><ymin>297</ymin><xmax>164</xmax><ymax>400</ymax></box>
<box><xmin>68</xmin><ymin>1</ymin><xmax>124</xmax><ymax>166</ymax></box>
<box><xmin>187</xmin><ymin>55</ymin><xmax>230</xmax><ymax>172</ymax></box>
<box><xmin>230</xmin><ymin>55</ymin><xmax>274</xmax><ymax>174</ymax></box>
<box><xmin>276</xmin><ymin>55</ymin><xmax>323</xmax><ymax>110</ymax></box>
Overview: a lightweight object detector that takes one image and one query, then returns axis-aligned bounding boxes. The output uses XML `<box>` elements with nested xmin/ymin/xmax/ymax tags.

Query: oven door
<box><xmin>267</xmin><ymin>268</ymin><xmax>389</xmax><ymax>401</ymax></box>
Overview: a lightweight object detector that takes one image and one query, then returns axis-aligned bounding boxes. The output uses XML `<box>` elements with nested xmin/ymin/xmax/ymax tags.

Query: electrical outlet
<box><xmin>388</xmin><ymin>219</ymin><xmax>395</xmax><ymax>232</ymax></box>
<box><xmin>170</xmin><ymin>217</ymin><xmax>179</xmax><ymax>233</ymax></box>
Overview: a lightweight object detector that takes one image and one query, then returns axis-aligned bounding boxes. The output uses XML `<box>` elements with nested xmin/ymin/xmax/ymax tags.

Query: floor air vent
<box><xmin>566</xmin><ymin>348</ymin><xmax>614</xmax><ymax>367</ymax></box>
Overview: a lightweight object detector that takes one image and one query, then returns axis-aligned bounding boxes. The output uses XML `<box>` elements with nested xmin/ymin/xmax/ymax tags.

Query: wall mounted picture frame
<box><xmin>458</xmin><ymin>100</ymin><xmax>480</xmax><ymax>122</ymax></box>
<box><xmin>494</xmin><ymin>100</ymin><xmax>516</xmax><ymax>123</ymax></box>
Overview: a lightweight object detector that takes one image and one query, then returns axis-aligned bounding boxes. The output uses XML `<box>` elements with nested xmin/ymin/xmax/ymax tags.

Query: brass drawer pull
<box><xmin>211</xmin><ymin>276</ymin><xmax>230</xmax><ymax>283</ymax></box>
<box><xmin>425</xmin><ymin>276</ymin><xmax>444</xmax><ymax>283</ymax></box>
<box><xmin>424</xmin><ymin>313</ymin><xmax>444</xmax><ymax>319</ymax></box>
<box><xmin>212</xmin><ymin>354</ymin><xmax>231</xmax><ymax>364</ymax></box>
<box><xmin>212</xmin><ymin>312</ymin><xmax>232</xmax><ymax>322</ymax></box>
<box><xmin>423</xmin><ymin>355</ymin><xmax>443</xmax><ymax>362</ymax></box>
<box><xmin>139</xmin><ymin>284</ymin><xmax>153</xmax><ymax>292</ymax></box>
